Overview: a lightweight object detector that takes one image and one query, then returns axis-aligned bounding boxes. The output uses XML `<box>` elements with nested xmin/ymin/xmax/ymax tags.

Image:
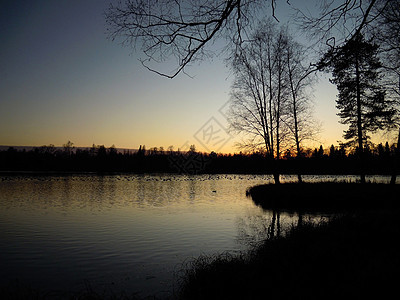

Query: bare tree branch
<box><xmin>227</xmin><ymin>19</ymin><xmax>318</xmax><ymax>165</ymax></box>
<box><xmin>106</xmin><ymin>0</ymin><xmax>266</xmax><ymax>78</ymax></box>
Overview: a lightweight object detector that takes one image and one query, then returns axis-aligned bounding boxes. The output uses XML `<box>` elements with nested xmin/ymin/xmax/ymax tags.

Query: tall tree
<box><xmin>319</xmin><ymin>33</ymin><xmax>395</xmax><ymax>183</ymax></box>
<box><xmin>228</xmin><ymin>22</ymin><xmax>278</xmax><ymax>152</ymax></box>
<box><xmin>228</xmin><ymin>21</ymin><xmax>317</xmax><ymax>184</ymax></box>
<box><xmin>284</xmin><ymin>34</ymin><xmax>319</xmax><ymax>183</ymax></box>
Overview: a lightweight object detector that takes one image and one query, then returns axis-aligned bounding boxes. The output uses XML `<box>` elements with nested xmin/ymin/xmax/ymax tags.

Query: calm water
<box><xmin>0</xmin><ymin>174</ymin><xmax>393</xmax><ymax>297</ymax></box>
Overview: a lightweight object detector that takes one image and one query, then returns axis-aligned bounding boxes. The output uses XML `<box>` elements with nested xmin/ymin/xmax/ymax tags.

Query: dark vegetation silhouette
<box><xmin>228</xmin><ymin>20</ymin><xmax>318</xmax><ymax>185</ymax></box>
<box><xmin>1</xmin><ymin>142</ymin><xmax>400</xmax><ymax>176</ymax></box>
<box><xmin>248</xmin><ymin>182</ymin><xmax>400</xmax><ymax>214</ymax></box>
<box><xmin>318</xmin><ymin>33</ymin><xmax>395</xmax><ymax>184</ymax></box>
<box><xmin>176</xmin><ymin>210</ymin><xmax>400</xmax><ymax>300</ymax></box>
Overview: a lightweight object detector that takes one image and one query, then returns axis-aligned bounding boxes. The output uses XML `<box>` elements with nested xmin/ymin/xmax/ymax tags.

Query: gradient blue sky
<box><xmin>0</xmin><ymin>0</ymin><xmax>346</xmax><ymax>153</ymax></box>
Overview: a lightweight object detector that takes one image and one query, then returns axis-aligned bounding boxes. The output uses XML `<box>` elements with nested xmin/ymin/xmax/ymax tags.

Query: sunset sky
<box><xmin>0</xmin><ymin>0</ymin><xmax>349</xmax><ymax>154</ymax></box>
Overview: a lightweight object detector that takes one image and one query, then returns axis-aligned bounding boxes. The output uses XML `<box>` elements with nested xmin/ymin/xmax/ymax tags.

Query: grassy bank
<box><xmin>247</xmin><ymin>182</ymin><xmax>400</xmax><ymax>213</ymax></box>
<box><xmin>176</xmin><ymin>210</ymin><xmax>400</xmax><ymax>299</ymax></box>
<box><xmin>176</xmin><ymin>182</ymin><xmax>400</xmax><ymax>299</ymax></box>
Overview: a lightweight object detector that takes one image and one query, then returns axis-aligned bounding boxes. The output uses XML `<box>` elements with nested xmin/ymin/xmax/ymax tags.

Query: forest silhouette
<box><xmin>1</xmin><ymin>142</ymin><xmax>399</xmax><ymax>177</ymax></box>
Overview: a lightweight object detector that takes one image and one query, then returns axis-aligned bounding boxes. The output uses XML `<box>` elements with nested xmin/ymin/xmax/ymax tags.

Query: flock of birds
<box><xmin>1</xmin><ymin>174</ymin><xmax>370</xmax><ymax>184</ymax></box>
<box><xmin>0</xmin><ymin>174</ymin><xmax>273</xmax><ymax>183</ymax></box>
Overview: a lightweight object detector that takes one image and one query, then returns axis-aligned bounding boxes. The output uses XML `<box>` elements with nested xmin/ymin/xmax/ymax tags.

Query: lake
<box><xmin>0</xmin><ymin>174</ymin><xmax>394</xmax><ymax>298</ymax></box>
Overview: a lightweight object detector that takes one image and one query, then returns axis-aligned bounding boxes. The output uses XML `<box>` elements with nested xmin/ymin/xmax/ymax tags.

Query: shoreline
<box><xmin>177</xmin><ymin>209</ymin><xmax>400</xmax><ymax>299</ymax></box>
<box><xmin>247</xmin><ymin>182</ymin><xmax>400</xmax><ymax>214</ymax></box>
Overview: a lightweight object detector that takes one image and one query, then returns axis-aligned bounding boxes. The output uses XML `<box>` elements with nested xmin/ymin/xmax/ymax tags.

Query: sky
<box><xmin>0</xmin><ymin>0</ymin><xmax>348</xmax><ymax>153</ymax></box>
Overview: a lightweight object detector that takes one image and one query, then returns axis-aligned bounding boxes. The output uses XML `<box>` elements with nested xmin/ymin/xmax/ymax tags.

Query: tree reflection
<box><xmin>268</xmin><ymin>210</ymin><xmax>281</xmax><ymax>239</ymax></box>
<box><xmin>236</xmin><ymin>210</ymin><xmax>299</xmax><ymax>247</ymax></box>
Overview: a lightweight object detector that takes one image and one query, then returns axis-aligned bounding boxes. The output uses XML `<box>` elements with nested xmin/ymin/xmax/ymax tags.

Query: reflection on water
<box><xmin>0</xmin><ymin>174</ymin><xmax>392</xmax><ymax>297</ymax></box>
<box><xmin>0</xmin><ymin>174</ymin><xmax>274</xmax><ymax>297</ymax></box>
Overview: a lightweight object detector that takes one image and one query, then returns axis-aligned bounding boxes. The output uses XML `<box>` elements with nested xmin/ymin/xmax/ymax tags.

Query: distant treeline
<box><xmin>0</xmin><ymin>143</ymin><xmax>399</xmax><ymax>175</ymax></box>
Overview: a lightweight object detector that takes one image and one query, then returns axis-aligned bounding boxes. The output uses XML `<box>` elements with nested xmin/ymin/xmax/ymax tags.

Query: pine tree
<box><xmin>319</xmin><ymin>33</ymin><xmax>395</xmax><ymax>183</ymax></box>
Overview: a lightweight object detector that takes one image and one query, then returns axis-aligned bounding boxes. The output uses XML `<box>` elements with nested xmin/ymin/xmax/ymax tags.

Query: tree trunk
<box><xmin>275</xmin><ymin>109</ymin><xmax>280</xmax><ymax>185</ymax></box>
<box><xmin>276</xmin><ymin>211</ymin><xmax>281</xmax><ymax>238</ymax></box>
<box><xmin>273</xmin><ymin>153</ymin><xmax>280</xmax><ymax>184</ymax></box>
<box><xmin>390</xmin><ymin>127</ymin><xmax>400</xmax><ymax>185</ymax></box>
<box><xmin>269</xmin><ymin>210</ymin><xmax>281</xmax><ymax>238</ymax></box>
<box><xmin>273</xmin><ymin>171</ymin><xmax>280</xmax><ymax>184</ymax></box>
<box><xmin>297</xmin><ymin>212</ymin><xmax>303</xmax><ymax>227</ymax></box>
<box><xmin>297</xmin><ymin>173</ymin><xmax>303</xmax><ymax>183</ymax></box>
<box><xmin>293</xmin><ymin>105</ymin><xmax>303</xmax><ymax>183</ymax></box>
<box><xmin>274</xmin><ymin>55</ymin><xmax>283</xmax><ymax>185</ymax></box>
<box><xmin>355</xmin><ymin>57</ymin><xmax>366</xmax><ymax>184</ymax></box>
<box><xmin>269</xmin><ymin>210</ymin><xmax>276</xmax><ymax>239</ymax></box>
<box><xmin>289</xmin><ymin>64</ymin><xmax>303</xmax><ymax>184</ymax></box>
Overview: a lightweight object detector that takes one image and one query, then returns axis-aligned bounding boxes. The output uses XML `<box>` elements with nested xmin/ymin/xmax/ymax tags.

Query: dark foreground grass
<box><xmin>177</xmin><ymin>182</ymin><xmax>400</xmax><ymax>299</ymax></box>
<box><xmin>176</xmin><ymin>210</ymin><xmax>400</xmax><ymax>299</ymax></box>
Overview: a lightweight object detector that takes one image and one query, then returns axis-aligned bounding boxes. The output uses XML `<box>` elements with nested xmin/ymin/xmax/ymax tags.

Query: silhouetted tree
<box><xmin>63</xmin><ymin>140</ymin><xmax>74</xmax><ymax>157</ymax></box>
<box><xmin>377</xmin><ymin>143</ymin><xmax>385</xmax><ymax>157</ymax></box>
<box><xmin>109</xmin><ymin>144</ymin><xmax>118</xmax><ymax>156</ymax></box>
<box><xmin>329</xmin><ymin>144</ymin><xmax>336</xmax><ymax>158</ymax></box>
<box><xmin>304</xmin><ymin>1</ymin><xmax>400</xmax><ymax>182</ymax></box>
<box><xmin>284</xmin><ymin>31</ymin><xmax>319</xmax><ymax>182</ymax></box>
<box><xmin>189</xmin><ymin>144</ymin><xmax>196</xmax><ymax>153</ymax></box>
<box><xmin>319</xmin><ymin>33</ymin><xmax>395</xmax><ymax>183</ymax></box>
<box><xmin>90</xmin><ymin>144</ymin><xmax>97</xmax><ymax>156</ymax></box>
<box><xmin>228</xmin><ymin>20</ymin><xmax>289</xmax><ymax>184</ymax></box>
<box><xmin>284</xmin><ymin>149</ymin><xmax>293</xmax><ymax>160</ymax></box>
<box><xmin>228</xmin><ymin>20</ymin><xmax>317</xmax><ymax>184</ymax></box>
<box><xmin>301</xmin><ymin>1</ymin><xmax>400</xmax><ymax>183</ymax></box>
<box><xmin>38</xmin><ymin>144</ymin><xmax>56</xmax><ymax>155</ymax></box>
<box><xmin>312</xmin><ymin>145</ymin><xmax>325</xmax><ymax>159</ymax></box>
<box><xmin>137</xmin><ymin>145</ymin><xmax>146</xmax><ymax>156</ymax></box>
<box><xmin>97</xmin><ymin>145</ymin><xmax>107</xmax><ymax>158</ymax></box>
<box><xmin>149</xmin><ymin>147</ymin><xmax>159</xmax><ymax>155</ymax></box>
